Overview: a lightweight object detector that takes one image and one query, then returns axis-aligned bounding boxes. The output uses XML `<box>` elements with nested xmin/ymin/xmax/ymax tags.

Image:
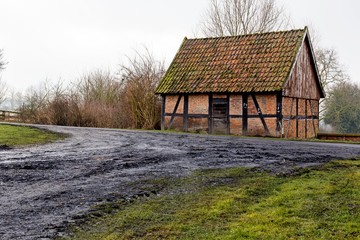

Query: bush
<box><xmin>19</xmin><ymin>50</ymin><xmax>164</xmax><ymax>130</ymax></box>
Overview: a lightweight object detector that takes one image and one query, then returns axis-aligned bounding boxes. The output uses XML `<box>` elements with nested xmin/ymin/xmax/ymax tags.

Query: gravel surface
<box><xmin>1</xmin><ymin>124</ymin><xmax>360</xmax><ymax>239</ymax></box>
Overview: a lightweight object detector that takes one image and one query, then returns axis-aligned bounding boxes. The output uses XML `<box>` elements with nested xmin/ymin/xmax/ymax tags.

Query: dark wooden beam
<box><xmin>161</xmin><ymin>95</ymin><xmax>165</xmax><ymax>130</ymax></box>
<box><xmin>226</xmin><ymin>94</ymin><xmax>230</xmax><ymax>134</ymax></box>
<box><xmin>230</xmin><ymin>114</ymin><xmax>278</xmax><ymax>118</ymax></box>
<box><xmin>242</xmin><ymin>94</ymin><xmax>248</xmax><ymax>136</ymax></box>
<box><xmin>285</xmin><ymin>97</ymin><xmax>295</xmax><ymax>138</ymax></box>
<box><xmin>188</xmin><ymin>114</ymin><xmax>208</xmax><ymax>118</ymax></box>
<box><xmin>169</xmin><ymin>113</ymin><xmax>261</xmax><ymax>119</ymax></box>
<box><xmin>283</xmin><ymin>115</ymin><xmax>318</xmax><ymax>120</ymax></box>
<box><xmin>305</xmin><ymin>99</ymin><xmax>308</xmax><ymax>138</ymax></box>
<box><xmin>309</xmin><ymin>100</ymin><xmax>317</xmax><ymax>136</ymax></box>
<box><xmin>165</xmin><ymin>113</ymin><xmax>183</xmax><ymax>117</ymax></box>
<box><xmin>251</xmin><ymin>94</ymin><xmax>270</xmax><ymax>135</ymax></box>
<box><xmin>183</xmin><ymin>94</ymin><xmax>189</xmax><ymax>132</ymax></box>
<box><xmin>208</xmin><ymin>94</ymin><xmax>213</xmax><ymax>134</ymax></box>
<box><xmin>168</xmin><ymin>95</ymin><xmax>182</xmax><ymax>129</ymax></box>
<box><xmin>296</xmin><ymin>98</ymin><xmax>299</xmax><ymax>138</ymax></box>
<box><xmin>276</xmin><ymin>92</ymin><xmax>283</xmax><ymax>137</ymax></box>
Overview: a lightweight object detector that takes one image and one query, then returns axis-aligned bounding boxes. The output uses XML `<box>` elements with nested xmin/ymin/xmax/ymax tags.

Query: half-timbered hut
<box><xmin>155</xmin><ymin>27</ymin><xmax>325</xmax><ymax>138</ymax></box>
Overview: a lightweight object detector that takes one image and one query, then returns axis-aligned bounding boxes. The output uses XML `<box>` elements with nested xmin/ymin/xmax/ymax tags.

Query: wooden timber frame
<box><xmin>161</xmin><ymin>92</ymin><xmax>319</xmax><ymax>138</ymax></box>
<box><xmin>162</xmin><ymin>94</ymin><xmax>190</xmax><ymax>132</ymax></box>
<box><xmin>156</xmin><ymin>28</ymin><xmax>325</xmax><ymax>139</ymax></box>
<box><xmin>283</xmin><ymin>96</ymin><xmax>319</xmax><ymax>139</ymax></box>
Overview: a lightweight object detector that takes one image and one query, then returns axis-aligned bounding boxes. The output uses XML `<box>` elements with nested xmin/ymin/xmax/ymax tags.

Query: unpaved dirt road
<box><xmin>1</xmin><ymin>124</ymin><xmax>360</xmax><ymax>239</ymax></box>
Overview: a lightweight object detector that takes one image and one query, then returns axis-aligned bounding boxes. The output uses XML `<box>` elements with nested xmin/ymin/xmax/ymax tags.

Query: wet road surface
<box><xmin>1</xmin><ymin>124</ymin><xmax>360</xmax><ymax>239</ymax></box>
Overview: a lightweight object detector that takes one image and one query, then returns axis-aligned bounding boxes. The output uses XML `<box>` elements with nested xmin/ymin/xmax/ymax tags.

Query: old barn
<box><xmin>155</xmin><ymin>27</ymin><xmax>325</xmax><ymax>138</ymax></box>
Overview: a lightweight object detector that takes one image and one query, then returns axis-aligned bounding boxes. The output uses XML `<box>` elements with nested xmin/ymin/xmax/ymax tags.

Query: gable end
<box><xmin>282</xmin><ymin>30</ymin><xmax>325</xmax><ymax>99</ymax></box>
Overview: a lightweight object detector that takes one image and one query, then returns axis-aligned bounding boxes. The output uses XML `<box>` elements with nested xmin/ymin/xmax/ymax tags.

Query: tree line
<box><xmin>1</xmin><ymin>0</ymin><xmax>359</xmax><ymax>133</ymax></box>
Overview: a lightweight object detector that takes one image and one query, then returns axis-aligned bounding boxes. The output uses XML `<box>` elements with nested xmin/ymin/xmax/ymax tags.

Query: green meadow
<box><xmin>63</xmin><ymin>160</ymin><xmax>359</xmax><ymax>240</ymax></box>
<box><xmin>0</xmin><ymin>124</ymin><xmax>64</xmax><ymax>146</ymax></box>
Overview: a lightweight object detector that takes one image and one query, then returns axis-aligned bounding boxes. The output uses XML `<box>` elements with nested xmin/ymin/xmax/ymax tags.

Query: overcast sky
<box><xmin>0</xmin><ymin>0</ymin><xmax>359</xmax><ymax>93</ymax></box>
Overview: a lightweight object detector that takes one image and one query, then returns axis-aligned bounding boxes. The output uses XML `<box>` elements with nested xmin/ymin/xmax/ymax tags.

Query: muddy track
<box><xmin>0</xmin><ymin>124</ymin><xmax>359</xmax><ymax>239</ymax></box>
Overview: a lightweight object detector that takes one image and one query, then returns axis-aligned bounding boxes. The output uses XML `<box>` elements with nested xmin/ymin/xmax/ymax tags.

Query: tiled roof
<box><xmin>156</xmin><ymin>28</ymin><xmax>307</xmax><ymax>94</ymax></box>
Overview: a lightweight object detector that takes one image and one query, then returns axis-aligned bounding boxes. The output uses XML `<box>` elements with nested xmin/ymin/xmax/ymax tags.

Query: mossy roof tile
<box><xmin>156</xmin><ymin>28</ymin><xmax>307</xmax><ymax>94</ymax></box>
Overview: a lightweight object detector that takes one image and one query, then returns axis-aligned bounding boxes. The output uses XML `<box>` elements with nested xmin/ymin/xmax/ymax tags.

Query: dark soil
<box><xmin>0</xmin><ymin>144</ymin><xmax>11</xmax><ymax>150</ymax></box>
<box><xmin>0</xmin><ymin>124</ymin><xmax>359</xmax><ymax>239</ymax></box>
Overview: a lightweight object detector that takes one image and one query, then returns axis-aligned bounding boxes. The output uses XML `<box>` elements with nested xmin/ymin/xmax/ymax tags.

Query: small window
<box><xmin>213</xmin><ymin>98</ymin><xmax>227</xmax><ymax>117</ymax></box>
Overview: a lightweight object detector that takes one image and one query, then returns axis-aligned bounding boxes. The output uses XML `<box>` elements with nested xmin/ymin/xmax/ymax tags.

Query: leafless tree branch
<box><xmin>0</xmin><ymin>49</ymin><xmax>7</xmax><ymax>71</ymax></box>
<box><xmin>315</xmin><ymin>48</ymin><xmax>349</xmax><ymax>119</ymax></box>
<box><xmin>0</xmin><ymin>49</ymin><xmax>8</xmax><ymax>105</ymax></box>
<box><xmin>200</xmin><ymin>0</ymin><xmax>289</xmax><ymax>37</ymax></box>
<box><xmin>118</xmin><ymin>48</ymin><xmax>165</xmax><ymax>129</ymax></box>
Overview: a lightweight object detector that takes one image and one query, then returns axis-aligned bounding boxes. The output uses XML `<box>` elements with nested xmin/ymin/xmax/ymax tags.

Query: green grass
<box><xmin>62</xmin><ymin>160</ymin><xmax>360</xmax><ymax>240</ymax></box>
<box><xmin>0</xmin><ymin>124</ymin><xmax>65</xmax><ymax>146</ymax></box>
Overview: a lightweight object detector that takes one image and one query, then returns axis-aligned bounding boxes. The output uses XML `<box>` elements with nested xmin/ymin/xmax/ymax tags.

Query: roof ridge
<box><xmin>186</xmin><ymin>27</ymin><xmax>306</xmax><ymax>41</ymax></box>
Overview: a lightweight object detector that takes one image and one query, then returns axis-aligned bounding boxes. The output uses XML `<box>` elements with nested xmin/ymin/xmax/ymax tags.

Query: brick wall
<box><xmin>247</xmin><ymin>94</ymin><xmax>276</xmax><ymax>115</ymax></box>
<box><xmin>229</xmin><ymin>94</ymin><xmax>242</xmax><ymax>135</ymax></box>
<box><xmin>164</xmin><ymin>116</ymin><xmax>183</xmax><ymax>130</ymax></box>
<box><xmin>164</xmin><ymin>95</ymin><xmax>184</xmax><ymax>131</ymax></box>
<box><xmin>229</xmin><ymin>95</ymin><xmax>242</xmax><ymax>115</ymax></box>
<box><xmin>165</xmin><ymin>95</ymin><xmax>184</xmax><ymax>113</ymax></box>
<box><xmin>247</xmin><ymin>118</ymin><xmax>278</xmax><ymax>137</ymax></box>
<box><xmin>164</xmin><ymin>94</ymin><xmax>210</xmax><ymax>132</ymax></box>
<box><xmin>188</xmin><ymin>94</ymin><xmax>209</xmax><ymax>132</ymax></box>
<box><xmin>247</xmin><ymin>94</ymin><xmax>278</xmax><ymax>137</ymax></box>
<box><xmin>188</xmin><ymin>95</ymin><xmax>208</xmax><ymax>114</ymax></box>
<box><xmin>188</xmin><ymin>118</ymin><xmax>209</xmax><ymax>133</ymax></box>
<box><xmin>163</xmin><ymin>93</ymin><xmax>319</xmax><ymax>139</ymax></box>
<box><xmin>230</xmin><ymin>118</ymin><xmax>242</xmax><ymax>135</ymax></box>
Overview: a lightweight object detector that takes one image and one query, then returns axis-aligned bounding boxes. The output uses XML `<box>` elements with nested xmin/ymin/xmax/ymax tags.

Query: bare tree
<box><xmin>0</xmin><ymin>80</ymin><xmax>7</xmax><ymax>105</ymax></box>
<box><xmin>77</xmin><ymin>70</ymin><xmax>121</xmax><ymax>104</ymax></box>
<box><xmin>119</xmin><ymin>48</ymin><xmax>165</xmax><ymax>129</ymax></box>
<box><xmin>20</xmin><ymin>80</ymin><xmax>53</xmax><ymax>123</ymax></box>
<box><xmin>306</xmin><ymin>26</ymin><xmax>348</xmax><ymax>93</ymax></box>
<box><xmin>76</xmin><ymin>70</ymin><xmax>123</xmax><ymax>127</ymax></box>
<box><xmin>315</xmin><ymin>48</ymin><xmax>349</xmax><ymax>119</ymax></box>
<box><xmin>0</xmin><ymin>49</ymin><xmax>6</xmax><ymax>71</ymax></box>
<box><xmin>0</xmin><ymin>49</ymin><xmax>8</xmax><ymax>105</ymax></box>
<box><xmin>8</xmin><ymin>88</ymin><xmax>23</xmax><ymax>110</ymax></box>
<box><xmin>200</xmin><ymin>0</ymin><xmax>289</xmax><ymax>37</ymax></box>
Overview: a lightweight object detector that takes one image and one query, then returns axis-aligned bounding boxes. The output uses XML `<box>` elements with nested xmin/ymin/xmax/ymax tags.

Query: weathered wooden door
<box><xmin>212</xmin><ymin>98</ymin><xmax>229</xmax><ymax>134</ymax></box>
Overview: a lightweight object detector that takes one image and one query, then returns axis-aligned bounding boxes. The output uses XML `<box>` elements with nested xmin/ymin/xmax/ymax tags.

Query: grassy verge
<box><xmin>62</xmin><ymin>160</ymin><xmax>360</xmax><ymax>240</ymax></box>
<box><xmin>0</xmin><ymin>124</ymin><xmax>65</xmax><ymax>146</ymax></box>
